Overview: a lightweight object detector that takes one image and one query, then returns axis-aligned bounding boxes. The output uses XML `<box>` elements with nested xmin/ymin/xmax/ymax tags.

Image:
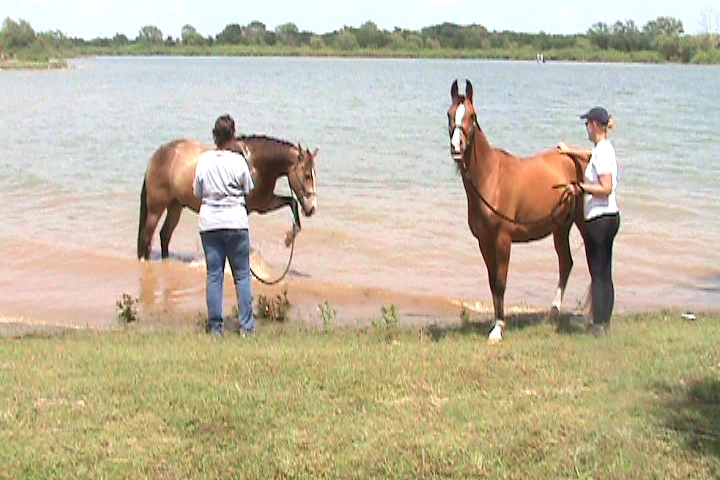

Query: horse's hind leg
<box><xmin>550</xmin><ymin>224</ymin><xmax>574</xmax><ymax>321</ymax></box>
<box><xmin>159</xmin><ymin>200</ymin><xmax>183</xmax><ymax>259</ymax></box>
<box><xmin>139</xmin><ymin>209</ymin><xmax>163</xmax><ymax>261</ymax></box>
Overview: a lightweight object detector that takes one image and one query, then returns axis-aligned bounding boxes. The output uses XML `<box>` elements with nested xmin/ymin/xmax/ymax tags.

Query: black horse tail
<box><xmin>137</xmin><ymin>176</ymin><xmax>148</xmax><ymax>259</ymax></box>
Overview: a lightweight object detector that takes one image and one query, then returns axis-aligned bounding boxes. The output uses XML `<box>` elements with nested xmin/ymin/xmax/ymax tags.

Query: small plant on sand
<box><xmin>194</xmin><ymin>312</ymin><xmax>209</xmax><ymax>333</ymax></box>
<box><xmin>318</xmin><ymin>300</ymin><xmax>337</xmax><ymax>332</ymax></box>
<box><xmin>256</xmin><ymin>288</ymin><xmax>291</xmax><ymax>322</ymax></box>
<box><xmin>459</xmin><ymin>304</ymin><xmax>471</xmax><ymax>330</ymax></box>
<box><xmin>381</xmin><ymin>304</ymin><xmax>399</xmax><ymax>328</ymax></box>
<box><xmin>373</xmin><ymin>304</ymin><xmax>400</xmax><ymax>342</ymax></box>
<box><xmin>116</xmin><ymin>293</ymin><xmax>139</xmax><ymax>324</ymax></box>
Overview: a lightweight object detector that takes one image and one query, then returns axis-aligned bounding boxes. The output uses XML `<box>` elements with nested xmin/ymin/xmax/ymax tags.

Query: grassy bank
<box><xmin>0</xmin><ymin>58</ymin><xmax>67</xmax><ymax>70</ymax></box>
<box><xmin>12</xmin><ymin>43</ymin><xmax>717</xmax><ymax>65</ymax></box>
<box><xmin>66</xmin><ymin>44</ymin><xmax>693</xmax><ymax>63</ymax></box>
<box><xmin>1</xmin><ymin>311</ymin><xmax>718</xmax><ymax>478</ymax></box>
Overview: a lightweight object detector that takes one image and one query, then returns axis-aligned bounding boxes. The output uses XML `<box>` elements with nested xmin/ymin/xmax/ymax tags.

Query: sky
<box><xmin>2</xmin><ymin>0</ymin><xmax>718</xmax><ymax>39</ymax></box>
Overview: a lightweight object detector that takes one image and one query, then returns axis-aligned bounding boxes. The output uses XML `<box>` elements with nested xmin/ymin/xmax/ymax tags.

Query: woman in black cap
<box><xmin>558</xmin><ymin>106</ymin><xmax>620</xmax><ymax>336</ymax></box>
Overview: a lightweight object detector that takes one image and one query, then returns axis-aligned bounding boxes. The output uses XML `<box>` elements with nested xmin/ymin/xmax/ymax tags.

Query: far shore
<box><xmin>0</xmin><ymin>58</ymin><xmax>68</xmax><ymax>70</ymax></box>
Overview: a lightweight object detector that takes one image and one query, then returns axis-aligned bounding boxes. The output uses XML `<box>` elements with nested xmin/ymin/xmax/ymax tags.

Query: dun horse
<box><xmin>447</xmin><ymin>79</ymin><xmax>587</xmax><ymax>344</ymax></box>
<box><xmin>137</xmin><ymin>136</ymin><xmax>318</xmax><ymax>260</ymax></box>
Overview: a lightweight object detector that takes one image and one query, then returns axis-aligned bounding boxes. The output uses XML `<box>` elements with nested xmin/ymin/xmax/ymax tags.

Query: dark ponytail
<box><xmin>212</xmin><ymin>114</ymin><xmax>236</xmax><ymax>147</ymax></box>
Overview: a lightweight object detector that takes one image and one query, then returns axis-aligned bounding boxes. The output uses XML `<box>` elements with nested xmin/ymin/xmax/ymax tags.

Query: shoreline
<box><xmin>6</xmin><ymin>51</ymin><xmax>720</xmax><ymax>68</ymax></box>
<box><xmin>3</xmin><ymin>269</ymin><xmax>716</xmax><ymax>338</ymax></box>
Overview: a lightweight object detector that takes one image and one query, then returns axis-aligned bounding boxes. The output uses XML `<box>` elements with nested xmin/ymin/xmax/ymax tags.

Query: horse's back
<box><xmin>486</xmin><ymin>148</ymin><xmax>582</xmax><ymax>240</ymax></box>
<box><xmin>497</xmin><ymin>148</ymin><xmax>580</xmax><ymax>186</ymax></box>
<box><xmin>145</xmin><ymin>139</ymin><xmax>209</xmax><ymax>209</ymax></box>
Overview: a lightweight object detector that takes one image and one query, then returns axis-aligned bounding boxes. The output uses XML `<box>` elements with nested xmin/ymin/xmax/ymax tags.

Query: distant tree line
<box><xmin>2</xmin><ymin>14</ymin><xmax>719</xmax><ymax>64</ymax></box>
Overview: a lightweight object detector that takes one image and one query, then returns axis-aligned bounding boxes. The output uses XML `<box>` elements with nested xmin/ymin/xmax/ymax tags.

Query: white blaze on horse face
<box><xmin>451</xmin><ymin>104</ymin><xmax>466</xmax><ymax>154</ymax></box>
<box><xmin>309</xmin><ymin>167</ymin><xmax>318</xmax><ymax>210</ymax></box>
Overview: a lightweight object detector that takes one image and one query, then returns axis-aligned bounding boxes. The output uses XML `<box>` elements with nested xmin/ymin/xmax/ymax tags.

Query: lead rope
<box><xmin>250</xmin><ymin>232</ymin><xmax>296</xmax><ymax>285</ymax></box>
<box><xmin>249</xmin><ymin>189</ymin><xmax>299</xmax><ymax>286</ymax></box>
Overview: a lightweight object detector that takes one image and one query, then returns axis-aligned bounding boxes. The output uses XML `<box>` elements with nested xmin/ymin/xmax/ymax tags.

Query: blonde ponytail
<box><xmin>606</xmin><ymin>114</ymin><xmax>615</xmax><ymax>132</ymax></box>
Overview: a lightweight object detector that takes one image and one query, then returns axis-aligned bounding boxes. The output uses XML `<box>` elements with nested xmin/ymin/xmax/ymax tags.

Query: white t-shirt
<box><xmin>193</xmin><ymin>150</ymin><xmax>254</xmax><ymax>232</ymax></box>
<box><xmin>584</xmin><ymin>138</ymin><xmax>619</xmax><ymax>220</ymax></box>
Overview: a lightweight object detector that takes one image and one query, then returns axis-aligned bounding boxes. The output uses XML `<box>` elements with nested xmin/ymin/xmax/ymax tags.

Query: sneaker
<box><xmin>238</xmin><ymin>328</ymin><xmax>254</xmax><ymax>338</ymax></box>
<box><xmin>209</xmin><ymin>327</ymin><xmax>223</xmax><ymax>338</ymax></box>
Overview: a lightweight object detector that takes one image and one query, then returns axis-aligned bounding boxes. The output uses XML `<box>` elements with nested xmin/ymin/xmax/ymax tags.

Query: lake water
<box><xmin>0</xmin><ymin>57</ymin><xmax>718</xmax><ymax>327</ymax></box>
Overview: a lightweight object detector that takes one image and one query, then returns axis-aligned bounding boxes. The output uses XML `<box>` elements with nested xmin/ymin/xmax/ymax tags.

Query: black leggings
<box><xmin>585</xmin><ymin>213</ymin><xmax>620</xmax><ymax>325</ymax></box>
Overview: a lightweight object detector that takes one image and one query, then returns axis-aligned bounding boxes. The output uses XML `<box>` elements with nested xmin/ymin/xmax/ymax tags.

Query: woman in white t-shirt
<box><xmin>558</xmin><ymin>106</ymin><xmax>620</xmax><ymax>336</ymax></box>
<box><xmin>193</xmin><ymin>114</ymin><xmax>255</xmax><ymax>337</ymax></box>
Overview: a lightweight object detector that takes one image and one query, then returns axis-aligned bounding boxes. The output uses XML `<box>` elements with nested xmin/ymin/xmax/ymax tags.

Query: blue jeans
<box><xmin>200</xmin><ymin>229</ymin><xmax>254</xmax><ymax>334</ymax></box>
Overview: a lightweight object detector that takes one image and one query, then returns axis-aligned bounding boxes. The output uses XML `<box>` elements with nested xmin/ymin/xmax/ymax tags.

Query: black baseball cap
<box><xmin>580</xmin><ymin>106</ymin><xmax>609</xmax><ymax>125</ymax></box>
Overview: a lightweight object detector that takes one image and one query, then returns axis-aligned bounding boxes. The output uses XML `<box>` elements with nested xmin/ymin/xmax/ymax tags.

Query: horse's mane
<box><xmin>237</xmin><ymin>135</ymin><xmax>297</xmax><ymax>149</ymax></box>
<box><xmin>235</xmin><ymin>135</ymin><xmax>302</xmax><ymax>161</ymax></box>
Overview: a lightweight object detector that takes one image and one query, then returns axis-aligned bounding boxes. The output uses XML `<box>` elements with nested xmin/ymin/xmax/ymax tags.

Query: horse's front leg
<box><xmin>479</xmin><ymin>234</ymin><xmax>511</xmax><ymax>345</ymax></box>
<box><xmin>248</xmin><ymin>194</ymin><xmax>301</xmax><ymax>247</ymax></box>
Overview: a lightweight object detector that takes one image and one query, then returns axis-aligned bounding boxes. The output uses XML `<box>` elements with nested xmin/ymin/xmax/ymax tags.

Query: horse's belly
<box><xmin>511</xmin><ymin>228</ymin><xmax>554</xmax><ymax>243</ymax></box>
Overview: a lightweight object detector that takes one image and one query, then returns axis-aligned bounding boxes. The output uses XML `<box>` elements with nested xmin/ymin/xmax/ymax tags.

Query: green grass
<box><xmin>0</xmin><ymin>58</ymin><xmax>67</xmax><ymax>70</ymax></box>
<box><xmin>37</xmin><ymin>43</ymin><xmax>718</xmax><ymax>65</ymax></box>
<box><xmin>1</xmin><ymin>311</ymin><xmax>718</xmax><ymax>478</ymax></box>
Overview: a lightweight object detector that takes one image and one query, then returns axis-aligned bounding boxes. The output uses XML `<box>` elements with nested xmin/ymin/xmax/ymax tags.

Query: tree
<box><xmin>181</xmin><ymin>24</ymin><xmax>204</xmax><ymax>45</ymax></box>
<box><xmin>355</xmin><ymin>21</ymin><xmax>388</xmax><ymax>48</ymax></box>
<box><xmin>643</xmin><ymin>16</ymin><xmax>684</xmax><ymax>38</ymax></box>
<box><xmin>334</xmin><ymin>30</ymin><xmax>359</xmax><ymax>50</ymax></box>
<box><xmin>698</xmin><ymin>8</ymin><xmax>719</xmax><ymax>51</ymax></box>
<box><xmin>1</xmin><ymin>18</ymin><xmax>36</xmax><ymax>49</ymax></box>
<box><xmin>422</xmin><ymin>23</ymin><xmax>462</xmax><ymax>49</ymax></box>
<box><xmin>460</xmin><ymin>24</ymin><xmax>489</xmax><ymax>49</ymax></box>
<box><xmin>608</xmin><ymin>20</ymin><xmax>645</xmax><ymax>51</ymax></box>
<box><xmin>275</xmin><ymin>22</ymin><xmax>299</xmax><ymax>46</ymax></box>
<box><xmin>655</xmin><ymin>33</ymin><xmax>681</xmax><ymax>60</ymax></box>
<box><xmin>587</xmin><ymin>22</ymin><xmax>610</xmax><ymax>49</ymax></box>
<box><xmin>36</xmin><ymin>29</ymin><xmax>70</xmax><ymax>51</ymax></box>
<box><xmin>217</xmin><ymin>23</ymin><xmax>244</xmax><ymax>45</ymax></box>
<box><xmin>309</xmin><ymin>35</ymin><xmax>324</xmax><ymax>50</ymax></box>
<box><xmin>245</xmin><ymin>20</ymin><xmax>267</xmax><ymax>45</ymax></box>
<box><xmin>113</xmin><ymin>33</ymin><xmax>129</xmax><ymax>45</ymax></box>
<box><xmin>137</xmin><ymin>25</ymin><xmax>163</xmax><ymax>43</ymax></box>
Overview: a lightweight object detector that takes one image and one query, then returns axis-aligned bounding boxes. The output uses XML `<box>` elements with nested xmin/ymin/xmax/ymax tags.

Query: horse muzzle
<box><xmin>300</xmin><ymin>194</ymin><xmax>317</xmax><ymax>216</ymax></box>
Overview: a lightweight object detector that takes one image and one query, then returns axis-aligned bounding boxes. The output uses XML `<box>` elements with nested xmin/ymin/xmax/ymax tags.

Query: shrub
<box><xmin>116</xmin><ymin>293</ymin><xmax>139</xmax><ymax>324</ymax></box>
<box><xmin>318</xmin><ymin>300</ymin><xmax>337</xmax><ymax>332</ymax></box>
<box><xmin>256</xmin><ymin>288</ymin><xmax>291</xmax><ymax>322</ymax></box>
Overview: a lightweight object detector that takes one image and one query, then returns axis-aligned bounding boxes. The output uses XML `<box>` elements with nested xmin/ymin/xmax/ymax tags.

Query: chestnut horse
<box><xmin>137</xmin><ymin>136</ymin><xmax>318</xmax><ymax>260</ymax></box>
<box><xmin>447</xmin><ymin>79</ymin><xmax>587</xmax><ymax>344</ymax></box>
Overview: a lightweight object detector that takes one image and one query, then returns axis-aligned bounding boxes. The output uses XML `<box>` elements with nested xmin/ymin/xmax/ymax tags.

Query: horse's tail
<box><xmin>137</xmin><ymin>176</ymin><xmax>148</xmax><ymax>259</ymax></box>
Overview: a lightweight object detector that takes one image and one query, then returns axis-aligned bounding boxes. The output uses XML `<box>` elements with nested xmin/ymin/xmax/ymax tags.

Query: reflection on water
<box><xmin>138</xmin><ymin>260</ymin><xmax>203</xmax><ymax>316</ymax></box>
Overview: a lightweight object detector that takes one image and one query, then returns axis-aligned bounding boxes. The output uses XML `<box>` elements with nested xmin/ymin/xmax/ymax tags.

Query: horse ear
<box><xmin>465</xmin><ymin>79</ymin><xmax>473</xmax><ymax>103</ymax></box>
<box><xmin>451</xmin><ymin>80</ymin><xmax>459</xmax><ymax>102</ymax></box>
<box><xmin>311</xmin><ymin>148</ymin><xmax>319</xmax><ymax>159</ymax></box>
